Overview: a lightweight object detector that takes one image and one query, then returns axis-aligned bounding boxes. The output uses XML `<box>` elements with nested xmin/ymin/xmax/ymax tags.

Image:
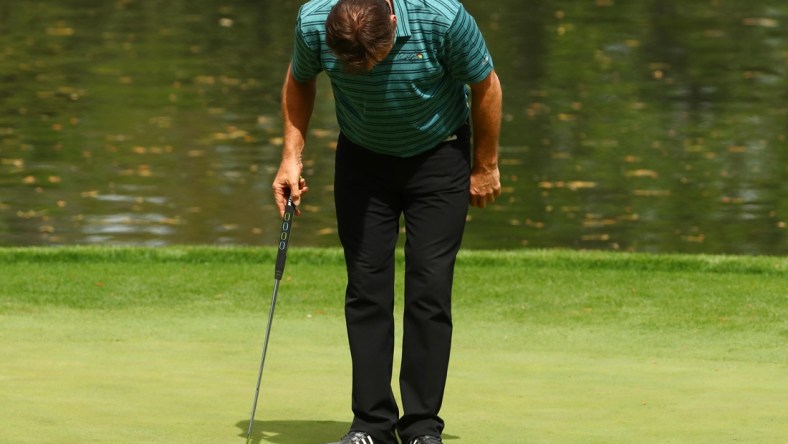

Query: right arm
<box><xmin>273</xmin><ymin>63</ymin><xmax>317</xmax><ymax>216</ymax></box>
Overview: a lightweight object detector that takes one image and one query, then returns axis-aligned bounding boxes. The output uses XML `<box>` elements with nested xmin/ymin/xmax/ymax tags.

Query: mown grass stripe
<box><xmin>0</xmin><ymin>247</ymin><xmax>785</xmax><ymax>275</ymax></box>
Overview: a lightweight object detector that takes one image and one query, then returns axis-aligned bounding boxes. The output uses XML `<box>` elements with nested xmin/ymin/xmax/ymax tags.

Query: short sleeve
<box><xmin>442</xmin><ymin>5</ymin><xmax>494</xmax><ymax>84</ymax></box>
<box><xmin>290</xmin><ymin>14</ymin><xmax>324</xmax><ymax>82</ymax></box>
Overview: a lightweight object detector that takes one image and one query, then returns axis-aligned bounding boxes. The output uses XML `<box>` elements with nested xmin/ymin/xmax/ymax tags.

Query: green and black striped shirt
<box><xmin>291</xmin><ymin>0</ymin><xmax>494</xmax><ymax>157</ymax></box>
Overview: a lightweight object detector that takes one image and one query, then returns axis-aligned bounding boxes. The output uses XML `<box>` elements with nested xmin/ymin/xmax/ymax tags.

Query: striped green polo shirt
<box><xmin>291</xmin><ymin>0</ymin><xmax>494</xmax><ymax>157</ymax></box>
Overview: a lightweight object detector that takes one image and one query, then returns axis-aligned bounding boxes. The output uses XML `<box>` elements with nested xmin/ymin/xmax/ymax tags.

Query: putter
<box><xmin>246</xmin><ymin>196</ymin><xmax>295</xmax><ymax>443</ymax></box>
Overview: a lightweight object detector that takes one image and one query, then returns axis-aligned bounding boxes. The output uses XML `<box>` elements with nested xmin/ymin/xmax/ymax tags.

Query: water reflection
<box><xmin>0</xmin><ymin>0</ymin><xmax>785</xmax><ymax>254</ymax></box>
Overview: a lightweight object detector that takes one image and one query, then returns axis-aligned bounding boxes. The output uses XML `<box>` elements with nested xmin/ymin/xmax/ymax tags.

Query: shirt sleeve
<box><xmin>290</xmin><ymin>13</ymin><xmax>324</xmax><ymax>82</ymax></box>
<box><xmin>443</xmin><ymin>4</ymin><xmax>494</xmax><ymax>84</ymax></box>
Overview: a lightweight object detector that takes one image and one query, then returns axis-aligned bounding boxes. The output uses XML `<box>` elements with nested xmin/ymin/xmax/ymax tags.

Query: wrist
<box><xmin>472</xmin><ymin>154</ymin><xmax>499</xmax><ymax>172</ymax></box>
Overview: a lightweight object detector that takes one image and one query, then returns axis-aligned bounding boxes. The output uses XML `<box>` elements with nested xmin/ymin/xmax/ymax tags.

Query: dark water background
<box><xmin>1</xmin><ymin>0</ymin><xmax>786</xmax><ymax>254</ymax></box>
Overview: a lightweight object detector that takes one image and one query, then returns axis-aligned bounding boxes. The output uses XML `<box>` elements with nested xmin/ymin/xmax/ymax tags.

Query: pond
<box><xmin>0</xmin><ymin>0</ymin><xmax>786</xmax><ymax>254</ymax></box>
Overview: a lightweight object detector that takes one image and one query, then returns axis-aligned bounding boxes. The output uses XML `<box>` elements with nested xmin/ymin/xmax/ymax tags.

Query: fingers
<box><xmin>469</xmin><ymin>169</ymin><xmax>501</xmax><ymax>209</ymax></box>
<box><xmin>273</xmin><ymin>174</ymin><xmax>309</xmax><ymax>217</ymax></box>
<box><xmin>470</xmin><ymin>189</ymin><xmax>500</xmax><ymax>208</ymax></box>
<box><xmin>291</xmin><ymin>176</ymin><xmax>308</xmax><ymax>216</ymax></box>
<box><xmin>273</xmin><ymin>184</ymin><xmax>289</xmax><ymax>216</ymax></box>
<box><xmin>295</xmin><ymin>176</ymin><xmax>308</xmax><ymax>202</ymax></box>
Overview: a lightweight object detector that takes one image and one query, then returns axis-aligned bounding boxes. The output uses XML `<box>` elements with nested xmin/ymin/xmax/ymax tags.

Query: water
<box><xmin>0</xmin><ymin>0</ymin><xmax>786</xmax><ymax>254</ymax></box>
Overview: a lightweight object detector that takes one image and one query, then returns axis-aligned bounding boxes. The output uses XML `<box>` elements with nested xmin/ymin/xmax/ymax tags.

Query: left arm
<box><xmin>469</xmin><ymin>69</ymin><xmax>502</xmax><ymax>208</ymax></box>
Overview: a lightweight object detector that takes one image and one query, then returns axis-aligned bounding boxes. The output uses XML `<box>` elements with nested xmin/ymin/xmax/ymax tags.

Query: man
<box><xmin>272</xmin><ymin>0</ymin><xmax>502</xmax><ymax>443</ymax></box>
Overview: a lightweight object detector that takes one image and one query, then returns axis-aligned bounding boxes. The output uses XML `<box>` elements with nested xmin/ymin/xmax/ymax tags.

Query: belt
<box><xmin>442</xmin><ymin>121</ymin><xmax>469</xmax><ymax>142</ymax></box>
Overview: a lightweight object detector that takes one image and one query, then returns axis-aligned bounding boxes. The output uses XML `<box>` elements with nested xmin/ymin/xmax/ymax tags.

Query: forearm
<box><xmin>470</xmin><ymin>70</ymin><xmax>502</xmax><ymax>171</ymax></box>
<box><xmin>274</xmin><ymin>63</ymin><xmax>316</xmax><ymax>213</ymax></box>
<box><xmin>281</xmin><ymin>64</ymin><xmax>316</xmax><ymax>163</ymax></box>
<box><xmin>468</xmin><ymin>70</ymin><xmax>502</xmax><ymax>208</ymax></box>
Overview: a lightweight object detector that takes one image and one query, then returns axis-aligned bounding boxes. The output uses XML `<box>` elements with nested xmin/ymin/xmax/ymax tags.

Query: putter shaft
<box><xmin>246</xmin><ymin>279</ymin><xmax>281</xmax><ymax>441</ymax></box>
<box><xmin>246</xmin><ymin>197</ymin><xmax>294</xmax><ymax>442</ymax></box>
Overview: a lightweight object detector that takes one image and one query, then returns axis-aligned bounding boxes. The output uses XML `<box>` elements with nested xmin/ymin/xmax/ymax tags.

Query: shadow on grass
<box><xmin>237</xmin><ymin>420</ymin><xmax>350</xmax><ymax>443</ymax></box>
<box><xmin>237</xmin><ymin>420</ymin><xmax>460</xmax><ymax>443</ymax></box>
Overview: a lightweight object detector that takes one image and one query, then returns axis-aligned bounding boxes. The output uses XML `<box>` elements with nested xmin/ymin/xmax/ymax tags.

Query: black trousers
<box><xmin>334</xmin><ymin>125</ymin><xmax>471</xmax><ymax>444</ymax></box>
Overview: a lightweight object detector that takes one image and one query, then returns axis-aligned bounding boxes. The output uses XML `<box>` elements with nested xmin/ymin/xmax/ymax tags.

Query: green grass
<box><xmin>1</xmin><ymin>247</ymin><xmax>786</xmax><ymax>443</ymax></box>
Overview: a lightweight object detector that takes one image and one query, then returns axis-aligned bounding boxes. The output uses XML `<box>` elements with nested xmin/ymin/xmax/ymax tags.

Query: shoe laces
<box><xmin>345</xmin><ymin>431</ymin><xmax>375</xmax><ymax>444</ymax></box>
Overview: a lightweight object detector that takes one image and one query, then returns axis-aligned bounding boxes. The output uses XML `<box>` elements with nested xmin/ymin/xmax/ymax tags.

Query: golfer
<box><xmin>273</xmin><ymin>0</ymin><xmax>502</xmax><ymax>443</ymax></box>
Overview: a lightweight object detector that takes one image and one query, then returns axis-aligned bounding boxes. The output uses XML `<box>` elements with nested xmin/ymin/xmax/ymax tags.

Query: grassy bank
<box><xmin>1</xmin><ymin>247</ymin><xmax>786</xmax><ymax>443</ymax></box>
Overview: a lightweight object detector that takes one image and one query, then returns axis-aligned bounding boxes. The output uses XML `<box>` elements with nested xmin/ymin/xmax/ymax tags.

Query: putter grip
<box><xmin>274</xmin><ymin>197</ymin><xmax>295</xmax><ymax>280</ymax></box>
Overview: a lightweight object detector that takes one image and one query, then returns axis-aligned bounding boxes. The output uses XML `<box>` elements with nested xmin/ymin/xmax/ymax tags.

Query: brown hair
<box><xmin>326</xmin><ymin>0</ymin><xmax>396</xmax><ymax>74</ymax></box>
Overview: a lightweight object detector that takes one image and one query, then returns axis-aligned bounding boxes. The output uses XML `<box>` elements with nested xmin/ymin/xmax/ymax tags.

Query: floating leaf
<box><xmin>633</xmin><ymin>189</ymin><xmax>671</xmax><ymax>197</ymax></box>
<box><xmin>567</xmin><ymin>181</ymin><xmax>597</xmax><ymax>190</ymax></box>
<box><xmin>583</xmin><ymin>217</ymin><xmax>617</xmax><ymax>228</ymax></box>
<box><xmin>581</xmin><ymin>234</ymin><xmax>610</xmax><ymax>241</ymax></box>
<box><xmin>310</xmin><ymin>128</ymin><xmax>334</xmax><ymax>138</ymax></box>
<box><xmin>558</xmin><ymin>113</ymin><xmax>576</xmax><ymax>122</ymax></box>
<box><xmin>47</xmin><ymin>26</ymin><xmax>75</xmax><ymax>36</ymax></box>
<box><xmin>682</xmin><ymin>234</ymin><xmax>705</xmax><ymax>243</ymax></box>
<box><xmin>137</xmin><ymin>165</ymin><xmax>152</xmax><ymax>177</ymax></box>
<box><xmin>742</xmin><ymin>18</ymin><xmax>779</xmax><ymax>28</ymax></box>
<box><xmin>2</xmin><ymin>158</ymin><xmax>24</xmax><ymax>168</ymax></box>
<box><xmin>212</xmin><ymin>126</ymin><xmax>248</xmax><ymax>140</ymax></box>
<box><xmin>625</xmin><ymin>169</ymin><xmax>659</xmax><ymax>179</ymax></box>
<box><xmin>195</xmin><ymin>76</ymin><xmax>216</xmax><ymax>85</ymax></box>
<box><xmin>17</xmin><ymin>210</ymin><xmax>47</xmax><ymax>219</ymax></box>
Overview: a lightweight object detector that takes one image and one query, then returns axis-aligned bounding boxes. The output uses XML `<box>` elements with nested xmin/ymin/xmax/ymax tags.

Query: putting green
<box><xmin>0</xmin><ymin>247</ymin><xmax>785</xmax><ymax>443</ymax></box>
